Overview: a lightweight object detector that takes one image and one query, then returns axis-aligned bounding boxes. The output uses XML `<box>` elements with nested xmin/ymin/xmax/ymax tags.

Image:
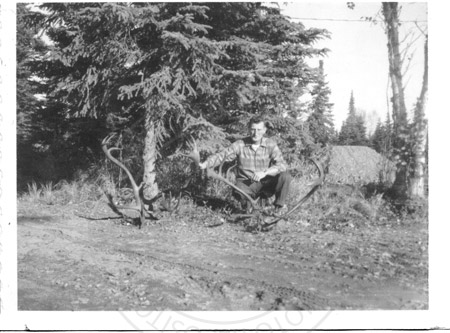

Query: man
<box><xmin>199</xmin><ymin>116</ymin><xmax>291</xmax><ymax>214</ymax></box>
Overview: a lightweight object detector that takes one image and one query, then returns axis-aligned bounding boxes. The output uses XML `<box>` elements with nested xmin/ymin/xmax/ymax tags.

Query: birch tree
<box><xmin>382</xmin><ymin>2</ymin><xmax>410</xmax><ymax>198</ymax></box>
<box><xmin>382</xmin><ymin>2</ymin><xmax>428</xmax><ymax>199</ymax></box>
<box><xmin>408</xmin><ymin>36</ymin><xmax>428</xmax><ymax>198</ymax></box>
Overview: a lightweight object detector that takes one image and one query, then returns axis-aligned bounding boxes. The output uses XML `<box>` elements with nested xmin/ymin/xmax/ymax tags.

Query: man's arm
<box><xmin>199</xmin><ymin>143</ymin><xmax>239</xmax><ymax>170</ymax></box>
<box><xmin>265</xmin><ymin>144</ymin><xmax>287</xmax><ymax>175</ymax></box>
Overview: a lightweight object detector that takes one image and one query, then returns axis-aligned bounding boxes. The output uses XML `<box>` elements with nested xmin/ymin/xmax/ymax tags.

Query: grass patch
<box><xmin>20</xmin><ymin>179</ymin><xmax>105</xmax><ymax>206</ymax></box>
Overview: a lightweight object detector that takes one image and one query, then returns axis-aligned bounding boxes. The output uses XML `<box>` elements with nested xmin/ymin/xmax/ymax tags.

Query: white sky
<box><xmin>281</xmin><ymin>2</ymin><xmax>428</xmax><ymax>131</ymax></box>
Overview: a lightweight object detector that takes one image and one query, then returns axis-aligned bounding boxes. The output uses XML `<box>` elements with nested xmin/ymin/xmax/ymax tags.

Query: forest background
<box><xmin>16</xmin><ymin>2</ymin><xmax>429</xmax><ymax>204</ymax></box>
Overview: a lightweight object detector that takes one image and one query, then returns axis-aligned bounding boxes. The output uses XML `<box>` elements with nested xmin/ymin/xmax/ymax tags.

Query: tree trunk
<box><xmin>409</xmin><ymin>36</ymin><xmax>428</xmax><ymax>198</ymax></box>
<box><xmin>382</xmin><ymin>2</ymin><xmax>409</xmax><ymax>199</ymax></box>
<box><xmin>142</xmin><ymin>119</ymin><xmax>159</xmax><ymax>200</ymax></box>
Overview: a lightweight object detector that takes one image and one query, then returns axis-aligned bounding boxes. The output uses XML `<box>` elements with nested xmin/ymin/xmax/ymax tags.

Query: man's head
<box><xmin>248</xmin><ymin>116</ymin><xmax>267</xmax><ymax>143</ymax></box>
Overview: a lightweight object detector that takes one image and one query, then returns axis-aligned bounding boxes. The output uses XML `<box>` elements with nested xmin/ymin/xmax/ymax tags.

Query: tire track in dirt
<box><xmin>112</xmin><ymin>244</ymin><xmax>333</xmax><ymax>310</ymax></box>
<box><xmin>18</xmin><ymin>216</ymin><xmax>332</xmax><ymax>310</ymax></box>
<box><xmin>18</xmin><ymin>213</ymin><xmax>427</xmax><ymax>310</ymax></box>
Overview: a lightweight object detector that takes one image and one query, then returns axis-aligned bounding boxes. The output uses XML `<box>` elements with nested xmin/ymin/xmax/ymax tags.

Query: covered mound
<box><xmin>326</xmin><ymin>146</ymin><xmax>395</xmax><ymax>185</ymax></box>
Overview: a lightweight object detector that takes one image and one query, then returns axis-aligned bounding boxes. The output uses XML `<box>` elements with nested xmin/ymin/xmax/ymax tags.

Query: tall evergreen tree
<box><xmin>371</xmin><ymin>120</ymin><xmax>385</xmax><ymax>153</ymax></box>
<box><xmin>17</xmin><ymin>4</ymin><xmax>110</xmax><ymax>186</ymax></box>
<box><xmin>17</xmin><ymin>3</ymin><xmax>47</xmax><ymax>143</ymax></box>
<box><xmin>371</xmin><ymin>111</ymin><xmax>393</xmax><ymax>154</ymax></box>
<box><xmin>355</xmin><ymin>114</ymin><xmax>369</xmax><ymax>145</ymax></box>
<box><xmin>17</xmin><ymin>3</ymin><xmax>61</xmax><ymax>185</ymax></box>
<box><xmin>338</xmin><ymin>91</ymin><xmax>368</xmax><ymax>145</ymax></box>
<box><xmin>306</xmin><ymin>60</ymin><xmax>335</xmax><ymax>146</ymax></box>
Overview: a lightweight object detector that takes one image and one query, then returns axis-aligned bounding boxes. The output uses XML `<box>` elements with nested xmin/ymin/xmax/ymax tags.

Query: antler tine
<box><xmin>102</xmin><ymin>133</ymin><xmax>124</xmax><ymax>156</ymax></box>
<box><xmin>226</xmin><ymin>164</ymin><xmax>237</xmax><ymax>181</ymax></box>
<box><xmin>206</xmin><ymin>167</ymin><xmax>259</xmax><ymax>209</ymax></box>
<box><xmin>102</xmin><ymin>134</ymin><xmax>146</xmax><ymax>228</ymax></box>
<box><xmin>182</xmin><ymin>138</ymin><xmax>201</xmax><ymax>167</ymax></box>
<box><xmin>102</xmin><ymin>133</ymin><xmax>117</xmax><ymax>146</ymax></box>
<box><xmin>218</xmin><ymin>159</ymin><xmax>225</xmax><ymax>177</ymax></box>
<box><xmin>311</xmin><ymin>158</ymin><xmax>325</xmax><ymax>184</ymax></box>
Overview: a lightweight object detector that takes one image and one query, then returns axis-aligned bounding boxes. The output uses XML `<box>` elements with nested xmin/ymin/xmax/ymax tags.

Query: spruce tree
<box><xmin>338</xmin><ymin>91</ymin><xmax>368</xmax><ymax>146</ymax></box>
<box><xmin>371</xmin><ymin>111</ymin><xmax>393</xmax><ymax>154</ymax></box>
<box><xmin>306</xmin><ymin>60</ymin><xmax>335</xmax><ymax>146</ymax></box>
<box><xmin>371</xmin><ymin>121</ymin><xmax>385</xmax><ymax>153</ymax></box>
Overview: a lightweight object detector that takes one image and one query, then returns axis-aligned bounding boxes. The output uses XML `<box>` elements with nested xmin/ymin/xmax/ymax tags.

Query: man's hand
<box><xmin>251</xmin><ymin>171</ymin><xmax>267</xmax><ymax>182</ymax></box>
<box><xmin>199</xmin><ymin>162</ymin><xmax>208</xmax><ymax>170</ymax></box>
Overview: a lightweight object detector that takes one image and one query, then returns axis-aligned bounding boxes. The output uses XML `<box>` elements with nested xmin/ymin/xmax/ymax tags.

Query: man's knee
<box><xmin>234</xmin><ymin>180</ymin><xmax>254</xmax><ymax>199</ymax></box>
<box><xmin>278</xmin><ymin>171</ymin><xmax>292</xmax><ymax>184</ymax></box>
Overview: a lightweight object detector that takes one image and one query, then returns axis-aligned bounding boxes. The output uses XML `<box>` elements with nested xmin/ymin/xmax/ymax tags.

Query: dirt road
<box><xmin>18</xmin><ymin>202</ymin><xmax>428</xmax><ymax>311</ymax></box>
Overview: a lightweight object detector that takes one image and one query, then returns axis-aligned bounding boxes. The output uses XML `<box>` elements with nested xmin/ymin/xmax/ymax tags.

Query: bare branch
<box><xmin>414</xmin><ymin>22</ymin><xmax>427</xmax><ymax>37</ymax></box>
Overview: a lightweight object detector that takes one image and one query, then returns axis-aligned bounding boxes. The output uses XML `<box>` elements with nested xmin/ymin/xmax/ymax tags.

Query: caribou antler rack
<box><xmin>183</xmin><ymin>139</ymin><xmax>325</xmax><ymax>231</ymax></box>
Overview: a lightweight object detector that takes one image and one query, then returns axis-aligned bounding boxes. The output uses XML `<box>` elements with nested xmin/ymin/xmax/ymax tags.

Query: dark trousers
<box><xmin>234</xmin><ymin>171</ymin><xmax>292</xmax><ymax>207</ymax></box>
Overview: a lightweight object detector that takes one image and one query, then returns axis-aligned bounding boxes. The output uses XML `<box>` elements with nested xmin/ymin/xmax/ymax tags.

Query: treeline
<box><xmin>17</xmin><ymin>2</ymin><xmax>427</xmax><ymax>201</ymax></box>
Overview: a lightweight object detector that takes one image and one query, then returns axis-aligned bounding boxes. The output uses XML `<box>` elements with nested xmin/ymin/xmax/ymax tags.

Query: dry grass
<box><xmin>20</xmin><ymin>179</ymin><xmax>105</xmax><ymax>206</ymax></box>
<box><xmin>283</xmin><ymin>146</ymin><xmax>407</xmax><ymax>232</ymax></box>
<box><xmin>19</xmin><ymin>145</ymin><xmax>425</xmax><ymax>232</ymax></box>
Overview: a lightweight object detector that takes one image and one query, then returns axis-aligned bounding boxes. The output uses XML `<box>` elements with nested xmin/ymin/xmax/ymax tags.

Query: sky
<box><xmin>280</xmin><ymin>2</ymin><xmax>428</xmax><ymax>132</ymax></box>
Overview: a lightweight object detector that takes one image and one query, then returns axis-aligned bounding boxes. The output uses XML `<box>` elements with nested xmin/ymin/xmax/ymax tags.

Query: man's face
<box><xmin>249</xmin><ymin>121</ymin><xmax>267</xmax><ymax>143</ymax></box>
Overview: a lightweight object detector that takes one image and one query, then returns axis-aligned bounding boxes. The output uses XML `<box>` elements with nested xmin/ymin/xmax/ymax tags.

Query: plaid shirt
<box><xmin>205</xmin><ymin>137</ymin><xmax>287</xmax><ymax>180</ymax></box>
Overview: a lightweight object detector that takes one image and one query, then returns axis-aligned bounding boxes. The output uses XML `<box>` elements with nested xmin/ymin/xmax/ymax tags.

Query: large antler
<box><xmin>102</xmin><ymin>134</ymin><xmax>146</xmax><ymax>228</ymax></box>
<box><xmin>184</xmin><ymin>140</ymin><xmax>259</xmax><ymax>210</ymax></box>
<box><xmin>262</xmin><ymin>158</ymin><xmax>325</xmax><ymax>228</ymax></box>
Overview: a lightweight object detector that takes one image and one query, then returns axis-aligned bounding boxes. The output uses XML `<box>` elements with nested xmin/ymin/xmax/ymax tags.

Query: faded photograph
<box><xmin>15</xmin><ymin>1</ymin><xmax>429</xmax><ymax>322</ymax></box>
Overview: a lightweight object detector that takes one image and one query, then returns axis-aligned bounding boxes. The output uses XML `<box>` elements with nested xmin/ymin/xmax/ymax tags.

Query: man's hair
<box><xmin>248</xmin><ymin>115</ymin><xmax>266</xmax><ymax>128</ymax></box>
